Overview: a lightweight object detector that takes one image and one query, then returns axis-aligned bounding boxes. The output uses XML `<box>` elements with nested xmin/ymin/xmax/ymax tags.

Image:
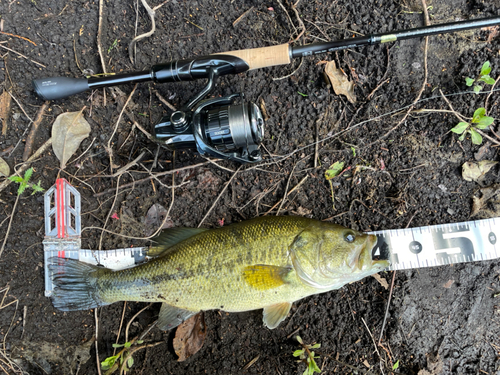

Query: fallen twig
<box><xmin>113</xmin><ymin>151</ymin><xmax>146</xmax><ymax>177</ymax></box>
<box><xmin>289</xmin><ymin>0</ymin><xmax>305</xmax><ymax>43</ymax></box>
<box><xmin>106</xmin><ymin>84</ymin><xmax>138</xmax><ymax>171</ymax></box>
<box><xmin>93</xmin><ymin>161</ymin><xmax>209</xmax><ymax>197</ymax></box>
<box><xmin>232</xmin><ymin>7</ymin><xmax>254</xmax><ymax>27</ymax></box>
<box><xmin>0</xmin><ymin>194</ymin><xmax>20</xmax><ymax>260</ymax></box>
<box><xmin>361</xmin><ymin>317</ymin><xmax>385</xmax><ymax>375</ymax></box>
<box><xmin>154</xmin><ymin>90</ymin><xmax>176</xmax><ymax>111</ymax></box>
<box><xmin>264</xmin><ymin>175</ymin><xmax>308</xmax><ymax>216</ymax></box>
<box><xmin>97</xmin><ymin>0</ymin><xmax>107</xmax><ymax>75</ymax></box>
<box><xmin>198</xmin><ymin>166</ymin><xmax>242</xmax><ymax>228</ymax></box>
<box><xmin>23</xmin><ymin>101</ymin><xmax>49</xmax><ymax>161</ymax></box>
<box><xmin>377</xmin><ymin>271</ymin><xmax>396</xmax><ymax>345</ymax></box>
<box><xmin>485</xmin><ymin>74</ymin><xmax>500</xmax><ymax>115</ymax></box>
<box><xmin>129</xmin><ymin>0</ymin><xmax>170</xmax><ymax>64</ymax></box>
<box><xmin>0</xmin><ymin>44</ymin><xmax>45</xmax><ymax>68</ymax></box>
<box><xmin>0</xmin><ymin>31</ymin><xmax>37</xmax><ymax>45</ymax></box>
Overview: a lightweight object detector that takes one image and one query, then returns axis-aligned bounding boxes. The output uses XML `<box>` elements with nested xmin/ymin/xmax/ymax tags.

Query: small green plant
<box><xmin>108</xmin><ymin>39</ymin><xmax>118</xmax><ymax>53</ymax></box>
<box><xmin>465</xmin><ymin>61</ymin><xmax>496</xmax><ymax>94</ymax></box>
<box><xmin>293</xmin><ymin>336</ymin><xmax>321</xmax><ymax>375</ymax></box>
<box><xmin>101</xmin><ymin>340</ymin><xmax>143</xmax><ymax>374</ymax></box>
<box><xmin>8</xmin><ymin>167</ymin><xmax>44</xmax><ymax>195</ymax></box>
<box><xmin>1</xmin><ymin>168</ymin><xmax>44</xmax><ymax>259</ymax></box>
<box><xmin>393</xmin><ymin>359</ymin><xmax>400</xmax><ymax>370</ymax></box>
<box><xmin>324</xmin><ymin>161</ymin><xmax>345</xmax><ymax>210</ymax></box>
<box><xmin>451</xmin><ymin>107</ymin><xmax>494</xmax><ymax>145</ymax></box>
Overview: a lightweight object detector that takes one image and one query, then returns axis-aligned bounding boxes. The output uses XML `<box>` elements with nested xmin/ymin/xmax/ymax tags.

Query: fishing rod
<box><xmin>33</xmin><ymin>16</ymin><xmax>500</xmax><ymax>163</ymax></box>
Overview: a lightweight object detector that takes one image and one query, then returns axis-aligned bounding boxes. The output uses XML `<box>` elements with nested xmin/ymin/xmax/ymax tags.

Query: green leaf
<box><xmin>112</xmin><ymin>343</ymin><xmax>124</xmax><ymax>348</ymax></box>
<box><xmin>470</xmin><ymin>128</ymin><xmax>483</xmax><ymax>145</ymax></box>
<box><xmin>475</xmin><ymin>116</ymin><xmax>494</xmax><ymax>129</ymax></box>
<box><xmin>18</xmin><ymin>182</ymin><xmax>27</xmax><ymax>195</ymax></box>
<box><xmin>325</xmin><ymin>161</ymin><xmax>345</xmax><ymax>180</ymax></box>
<box><xmin>127</xmin><ymin>357</ymin><xmax>134</xmax><ymax>368</ymax></box>
<box><xmin>23</xmin><ymin>167</ymin><xmax>33</xmax><ymax>182</ymax></box>
<box><xmin>8</xmin><ymin>176</ymin><xmax>23</xmax><ymax>183</ymax></box>
<box><xmin>393</xmin><ymin>360</ymin><xmax>400</xmax><ymax>370</ymax></box>
<box><xmin>480</xmin><ymin>61</ymin><xmax>491</xmax><ymax>76</ymax></box>
<box><xmin>451</xmin><ymin>122</ymin><xmax>469</xmax><ymax>134</ymax></box>
<box><xmin>101</xmin><ymin>355</ymin><xmax>120</xmax><ymax>370</ymax></box>
<box><xmin>465</xmin><ymin>77</ymin><xmax>474</xmax><ymax>86</ymax></box>
<box><xmin>124</xmin><ymin>341</ymin><xmax>132</xmax><ymax>349</ymax></box>
<box><xmin>458</xmin><ymin>132</ymin><xmax>466</xmax><ymax>141</ymax></box>
<box><xmin>310</xmin><ymin>343</ymin><xmax>321</xmax><ymax>349</ymax></box>
<box><xmin>480</xmin><ymin>76</ymin><xmax>496</xmax><ymax>85</ymax></box>
<box><xmin>136</xmin><ymin>340</ymin><xmax>144</xmax><ymax>344</ymax></box>
<box><xmin>350</xmin><ymin>146</ymin><xmax>356</xmax><ymax>157</ymax></box>
<box><xmin>32</xmin><ymin>181</ymin><xmax>45</xmax><ymax>194</ymax></box>
<box><xmin>473</xmin><ymin>85</ymin><xmax>482</xmax><ymax>94</ymax></box>
<box><xmin>472</xmin><ymin>107</ymin><xmax>486</xmax><ymax>122</ymax></box>
<box><xmin>296</xmin><ymin>336</ymin><xmax>303</xmax><ymax>344</ymax></box>
<box><xmin>293</xmin><ymin>349</ymin><xmax>305</xmax><ymax>357</ymax></box>
<box><xmin>309</xmin><ymin>357</ymin><xmax>322</xmax><ymax>373</ymax></box>
<box><xmin>297</xmin><ymin>91</ymin><xmax>308</xmax><ymax>97</ymax></box>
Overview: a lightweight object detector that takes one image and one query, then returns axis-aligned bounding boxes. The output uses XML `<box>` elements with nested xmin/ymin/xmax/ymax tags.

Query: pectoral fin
<box><xmin>157</xmin><ymin>303</ymin><xmax>198</xmax><ymax>330</ymax></box>
<box><xmin>263</xmin><ymin>302</ymin><xmax>292</xmax><ymax>329</ymax></box>
<box><xmin>148</xmin><ymin>228</ymin><xmax>208</xmax><ymax>257</ymax></box>
<box><xmin>242</xmin><ymin>265</ymin><xmax>291</xmax><ymax>291</ymax></box>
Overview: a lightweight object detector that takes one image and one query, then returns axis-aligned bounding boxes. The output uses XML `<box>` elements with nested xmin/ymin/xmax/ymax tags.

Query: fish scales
<box><xmin>49</xmin><ymin>216</ymin><xmax>389</xmax><ymax>329</ymax></box>
<box><xmin>97</xmin><ymin>216</ymin><xmax>315</xmax><ymax>311</ymax></box>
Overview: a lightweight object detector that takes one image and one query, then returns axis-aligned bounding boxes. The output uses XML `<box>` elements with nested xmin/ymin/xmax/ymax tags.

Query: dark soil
<box><xmin>1</xmin><ymin>0</ymin><xmax>500</xmax><ymax>374</ymax></box>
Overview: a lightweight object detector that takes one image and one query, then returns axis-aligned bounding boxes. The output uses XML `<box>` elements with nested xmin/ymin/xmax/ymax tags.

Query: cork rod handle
<box><xmin>218</xmin><ymin>43</ymin><xmax>291</xmax><ymax>71</ymax></box>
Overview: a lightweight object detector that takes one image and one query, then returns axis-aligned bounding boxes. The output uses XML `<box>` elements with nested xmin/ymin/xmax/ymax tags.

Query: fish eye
<box><xmin>344</xmin><ymin>232</ymin><xmax>355</xmax><ymax>243</ymax></box>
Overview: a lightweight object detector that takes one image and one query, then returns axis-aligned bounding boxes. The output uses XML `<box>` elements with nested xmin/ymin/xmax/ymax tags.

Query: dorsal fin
<box><xmin>148</xmin><ymin>228</ymin><xmax>208</xmax><ymax>257</ymax></box>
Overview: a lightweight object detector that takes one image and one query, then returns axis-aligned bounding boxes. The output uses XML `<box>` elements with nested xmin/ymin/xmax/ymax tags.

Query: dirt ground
<box><xmin>1</xmin><ymin>0</ymin><xmax>500</xmax><ymax>374</ymax></box>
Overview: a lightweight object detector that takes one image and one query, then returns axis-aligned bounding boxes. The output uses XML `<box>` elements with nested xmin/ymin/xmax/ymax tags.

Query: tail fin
<box><xmin>48</xmin><ymin>257</ymin><xmax>110</xmax><ymax>311</ymax></box>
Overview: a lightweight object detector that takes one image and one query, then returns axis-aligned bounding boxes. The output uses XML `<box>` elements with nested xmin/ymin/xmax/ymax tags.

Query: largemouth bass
<box><xmin>49</xmin><ymin>216</ymin><xmax>389</xmax><ymax>330</ymax></box>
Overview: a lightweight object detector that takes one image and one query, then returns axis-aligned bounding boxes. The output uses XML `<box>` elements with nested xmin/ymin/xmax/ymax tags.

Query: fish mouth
<box><xmin>366</xmin><ymin>234</ymin><xmax>390</xmax><ymax>270</ymax></box>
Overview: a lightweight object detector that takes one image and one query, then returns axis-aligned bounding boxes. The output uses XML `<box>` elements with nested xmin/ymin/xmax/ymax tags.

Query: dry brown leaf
<box><xmin>417</xmin><ymin>353</ymin><xmax>444</xmax><ymax>375</ymax></box>
<box><xmin>484</xmin><ymin>25</ymin><xmax>499</xmax><ymax>43</ymax></box>
<box><xmin>443</xmin><ymin>279</ymin><xmax>454</xmax><ymax>288</ymax></box>
<box><xmin>324</xmin><ymin>60</ymin><xmax>356</xmax><ymax>104</ymax></box>
<box><xmin>462</xmin><ymin>160</ymin><xmax>497</xmax><ymax>182</ymax></box>
<box><xmin>0</xmin><ymin>90</ymin><xmax>12</xmax><ymax>135</ymax></box>
<box><xmin>51</xmin><ymin>110</ymin><xmax>91</xmax><ymax>169</ymax></box>
<box><xmin>144</xmin><ymin>203</ymin><xmax>174</xmax><ymax>237</ymax></box>
<box><xmin>371</xmin><ymin>273</ymin><xmax>389</xmax><ymax>289</ymax></box>
<box><xmin>0</xmin><ymin>157</ymin><xmax>9</xmax><ymax>177</ymax></box>
<box><xmin>471</xmin><ymin>184</ymin><xmax>500</xmax><ymax>218</ymax></box>
<box><xmin>173</xmin><ymin>312</ymin><xmax>206</xmax><ymax>362</ymax></box>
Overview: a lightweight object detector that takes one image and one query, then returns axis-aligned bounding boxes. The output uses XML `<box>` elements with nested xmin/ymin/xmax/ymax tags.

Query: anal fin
<box><xmin>157</xmin><ymin>303</ymin><xmax>198</xmax><ymax>330</ymax></box>
<box><xmin>263</xmin><ymin>302</ymin><xmax>292</xmax><ymax>329</ymax></box>
<box><xmin>242</xmin><ymin>265</ymin><xmax>291</xmax><ymax>291</ymax></box>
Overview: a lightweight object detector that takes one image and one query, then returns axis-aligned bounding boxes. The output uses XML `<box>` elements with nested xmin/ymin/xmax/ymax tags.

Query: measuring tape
<box><xmin>369</xmin><ymin>218</ymin><xmax>500</xmax><ymax>270</ymax></box>
<box><xmin>43</xmin><ymin>179</ymin><xmax>500</xmax><ymax>296</ymax></box>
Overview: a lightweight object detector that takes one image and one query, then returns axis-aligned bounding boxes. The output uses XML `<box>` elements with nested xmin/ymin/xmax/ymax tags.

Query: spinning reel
<box><xmin>153</xmin><ymin>68</ymin><xmax>264</xmax><ymax>163</ymax></box>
